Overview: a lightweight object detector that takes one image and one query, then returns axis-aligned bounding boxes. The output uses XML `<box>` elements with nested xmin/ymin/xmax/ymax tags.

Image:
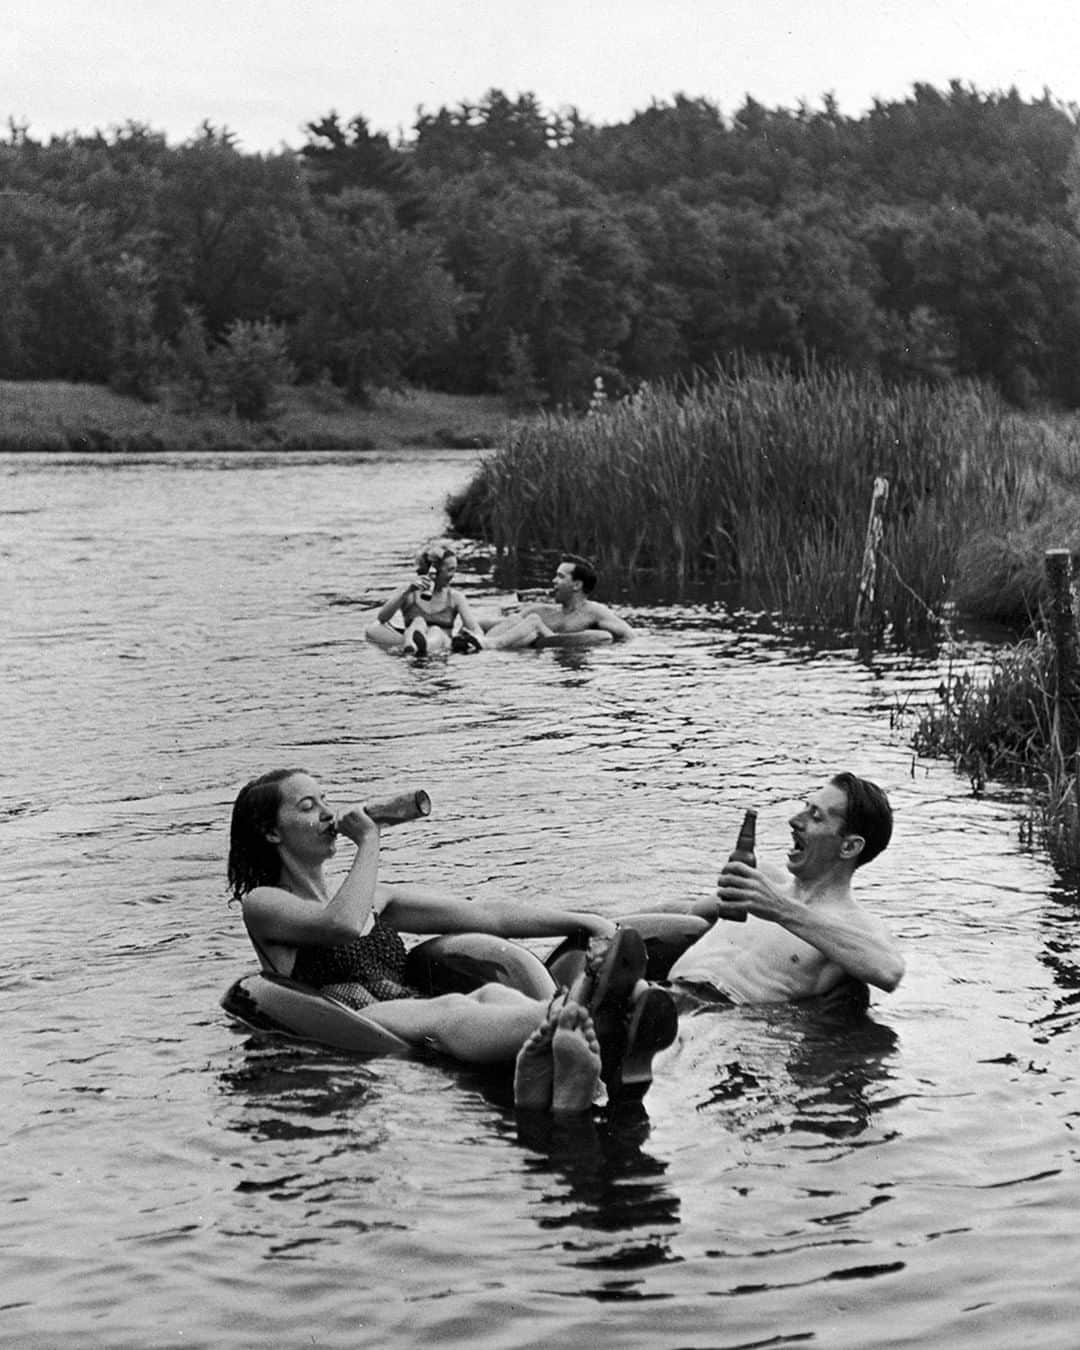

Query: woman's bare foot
<box><xmin>513</xmin><ymin>1018</ymin><xmax>556</xmax><ymax>1110</ymax></box>
<box><xmin>551</xmin><ymin>1003</ymin><xmax>602</xmax><ymax>1114</ymax></box>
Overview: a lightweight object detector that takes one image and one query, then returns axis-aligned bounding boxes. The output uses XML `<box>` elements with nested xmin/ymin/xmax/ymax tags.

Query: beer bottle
<box><xmin>719</xmin><ymin>808</ymin><xmax>756</xmax><ymax>921</ymax></box>
<box><xmin>730</xmin><ymin>809</ymin><xmax>757</xmax><ymax>866</ymax></box>
<box><xmin>363</xmin><ymin>789</ymin><xmax>431</xmax><ymax>825</ymax></box>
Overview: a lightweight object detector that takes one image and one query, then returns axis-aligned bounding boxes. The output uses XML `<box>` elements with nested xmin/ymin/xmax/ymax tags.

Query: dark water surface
<box><xmin>2</xmin><ymin>449</ymin><xmax>1077</xmax><ymax>1349</ymax></box>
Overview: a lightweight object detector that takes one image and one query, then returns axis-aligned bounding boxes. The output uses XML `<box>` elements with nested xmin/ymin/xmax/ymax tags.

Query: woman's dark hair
<box><xmin>561</xmin><ymin>553</ymin><xmax>598</xmax><ymax>594</ymax></box>
<box><xmin>227</xmin><ymin>767</ymin><xmax>305</xmax><ymax>903</ymax></box>
<box><xmin>830</xmin><ymin>772</ymin><xmax>893</xmax><ymax>867</ymax></box>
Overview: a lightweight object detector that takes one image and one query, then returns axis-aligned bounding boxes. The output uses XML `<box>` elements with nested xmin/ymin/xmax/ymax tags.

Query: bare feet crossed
<box><xmin>513</xmin><ymin>1001</ymin><xmax>602</xmax><ymax>1114</ymax></box>
<box><xmin>513</xmin><ymin>928</ymin><xmax>680</xmax><ymax>1113</ymax></box>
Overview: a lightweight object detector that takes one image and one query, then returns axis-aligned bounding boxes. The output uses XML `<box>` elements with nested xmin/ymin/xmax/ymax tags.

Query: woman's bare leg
<box><xmin>362</xmin><ymin>987</ymin><xmax>548</xmax><ymax>1063</ymax></box>
<box><xmin>472</xmin><ymin>981</ymin><xmax>553</xmax><ymax>1006</ymax></box>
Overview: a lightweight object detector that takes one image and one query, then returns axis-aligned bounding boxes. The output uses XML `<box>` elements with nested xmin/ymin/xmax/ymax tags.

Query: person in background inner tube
<box><xmin>483</xmin><ymin>555</ymin><xmax>635</xmax><ymax>649</ymax></box>
<box><xmin>369</xmin><ymin>541</ymin><xmax>486</xmax><ymax>656</ymax></box>
<box><xmin>227</xmin><ymin>768</ymin><xmax>679</xmax><ymax>1111</ymax></box>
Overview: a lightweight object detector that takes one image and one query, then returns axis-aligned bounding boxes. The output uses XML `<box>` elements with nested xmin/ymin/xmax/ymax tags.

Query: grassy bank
<box><xmin>450</xmin><ymin>364</ymin><xmax>1080</xmax><ymax>640</ymax></box>
<box><xmin>912</xmin><ymin>626</ymin><xmax>1080</xmax><ymax>876</ymax></box>
<box><xmin>0</xmin><ymin>381</ymin><xmax>513</xmax><ymax>455</ymax></box>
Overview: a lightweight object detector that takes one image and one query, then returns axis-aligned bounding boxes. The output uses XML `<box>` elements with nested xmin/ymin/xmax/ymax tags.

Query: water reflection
<box><xmin>1034</xmin><ymin>888</ymin><xmax>1080</xmax><ymax>1037</ymax></box>
<box><xmin>513</xmin><ymin>1104</ymin><xmax>678</xmax><ymax>1232</ymax></box>
<box><xmin>784</xmin><ymin>1013</ymin><xmax>900</xmax><ymax>1141</ymax></box>
<box><xmin>219</xmin><ymin>1031</ymin><xmax>682</xmax><ymax>1280</ymax></box>
<box><xmin>7</xmin><ymin>448</ymin><xmax>1076</xmax><ymax>1346</ymax></box>
<box><xmin>482</xmin><ymin>1075</ymin><xmax>683</xmax><ymax>1296</ymax></box>
<box><xmin>218</xmin><ymin>1040</ymin><xmax>385</xmax><ymax>1143</ymax></box>
<box><xmin>680</xmin><ymin>1003</ymin><xmax>901</xmax><ymax>1144</ymax></box>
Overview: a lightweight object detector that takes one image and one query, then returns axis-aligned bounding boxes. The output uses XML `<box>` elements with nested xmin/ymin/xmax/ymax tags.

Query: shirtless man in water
<box><xmin>667</xmin><ymin>773</ymin><xmax>904</xmax><ymax>1005</ymax></box>
<box><xmin>511</xmin><ymin>773</ymin><xmax>901</xmax><ymax>1111</ymax></box>
<box><xmin>484</xmin><ymin>555</ymin><xmax>635</xmax><ymax>649</ymax></box>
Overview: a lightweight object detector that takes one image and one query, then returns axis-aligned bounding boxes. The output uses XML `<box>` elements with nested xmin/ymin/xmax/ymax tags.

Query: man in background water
<box><xmin>484</xmin><ymin>554</ymin><xmax>635</xmax><ymax>648</ymax></box>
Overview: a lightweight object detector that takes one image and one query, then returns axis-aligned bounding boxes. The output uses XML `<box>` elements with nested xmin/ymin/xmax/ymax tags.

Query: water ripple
<box><xmin>2</xmin><ymin>449</ymin><xmax>1072</xmax><ymax>1350</ymax></box>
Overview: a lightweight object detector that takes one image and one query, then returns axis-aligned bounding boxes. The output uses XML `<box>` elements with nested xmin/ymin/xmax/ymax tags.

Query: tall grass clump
<box><xmin>449</xmin><ymin>360</ymin><xmax>1065</xmax><ymax>638</ymax></box>
<box><xmin>912</xmin><ymin>626</ymin><xmax>1080</xmax><ymax>877</ymax></box>
<box><xmin>951</xmin><ymin>417</ymin><xmax>1080</xmax><ymax>625</ymax></box>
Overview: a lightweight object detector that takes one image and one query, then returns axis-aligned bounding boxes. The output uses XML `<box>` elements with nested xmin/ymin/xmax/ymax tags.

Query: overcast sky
<box><xmin>6</xmin><ymin>0</ymin><xmax>1078</xmax><ymax>152</ymax></box>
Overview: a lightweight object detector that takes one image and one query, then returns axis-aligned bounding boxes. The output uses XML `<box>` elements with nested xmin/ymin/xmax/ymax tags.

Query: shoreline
<box><xmin>0</xmin><ymin>381</ymin><xmax>514</xmax><ymax>456</ymax></box>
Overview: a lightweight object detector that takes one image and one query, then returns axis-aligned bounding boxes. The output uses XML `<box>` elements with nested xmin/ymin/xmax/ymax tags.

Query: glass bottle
<box><xmin>364</xmin><ymin>789</ymin><xmax>431</xmax><ymax>824</ymax></box>
<box><xmin>719</xmin><ymin>808</ymin><xmax>756</xmax><ymax>921</ymax></box>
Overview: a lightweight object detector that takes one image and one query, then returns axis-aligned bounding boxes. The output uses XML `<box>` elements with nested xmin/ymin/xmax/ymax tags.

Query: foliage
<box><xmin>912</xmin><ymin>639</ymin><xmax>1058</xmax><ymax>790</ymax></box>
<box><xmin>300</xmin><ymin>113</ymin><xmax>427</xmax><ymax>226</ymax></box>
<box><xmin>911</xmin><ymin>623</ymin><xmax>1080</xmax><ymax>875</ymax></box>
<box><xmin>279</xmin><ymin>191</ymin><xmax>461</xmax><ymax>402</ymax></box>
<box><xmin>2</xmin><ymin>82</ymin><xmax>1080</xmax><ymax>407</ymax></box>
<box><xmin>496</xmin><ymin>331</ymin><xmax>547</xmax><ymax>411</ymax></box>
<box><xmin>168</xmin><ymin>306</ymin><xmax>217</xmax><ymax>409</ymax></box>
<box><xmin>214</xmin><ymin>319</ymin><xmax>295</xmax><ymax>420</ymax></box>
<box><xmin>449</xmin><ymin>362</ymin><xmax>1066</xmax><ymax>638</ymax></box>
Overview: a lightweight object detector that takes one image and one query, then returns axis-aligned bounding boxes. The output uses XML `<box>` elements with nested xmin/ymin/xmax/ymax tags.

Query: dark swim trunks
<box><xmin>290</xmin><ymin>914</ymin><xmax>421</xmax><ymax>1010</ymax></box>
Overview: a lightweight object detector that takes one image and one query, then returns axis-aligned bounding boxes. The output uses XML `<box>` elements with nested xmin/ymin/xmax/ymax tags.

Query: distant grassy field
<box><xmin>0</xmin><ymin>381</ymin><xmax>514</xmax><ymax>455</ymax></box>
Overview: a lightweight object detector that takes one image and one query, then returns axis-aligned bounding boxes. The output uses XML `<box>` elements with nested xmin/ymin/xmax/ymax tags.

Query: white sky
<box><xmin>5</xmin><ymin>0</ymin><xmax>1078</xmax><ymax>152</ymax></box>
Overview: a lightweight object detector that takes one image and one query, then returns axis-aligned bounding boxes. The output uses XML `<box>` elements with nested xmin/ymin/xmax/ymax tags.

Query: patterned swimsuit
<box><xmin>290</xmin><ymin>914</ymin><xmax>421</xmax><ymax>1010</ymax></box>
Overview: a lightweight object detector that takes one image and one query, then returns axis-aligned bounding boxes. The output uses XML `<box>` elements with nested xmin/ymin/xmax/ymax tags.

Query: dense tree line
<box><xmin>2</xmin><ymin>81</ymin><xmax>1079</xmax><ymax>410</ymax></box>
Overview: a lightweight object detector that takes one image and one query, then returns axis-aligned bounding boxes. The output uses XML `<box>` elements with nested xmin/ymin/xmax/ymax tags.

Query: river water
<box><xmin>2</xmin><ymin>447</ymin><xmax>1077</xmax><ymax>1349</ymax></box>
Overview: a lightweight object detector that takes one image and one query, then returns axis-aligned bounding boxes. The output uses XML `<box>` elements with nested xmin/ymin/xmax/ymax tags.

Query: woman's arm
<box><xmin>243</xmin><ymin>811</ymin><xmax>381</xmax><ymax>947</ymax></box>
<box><xmin>376</xmin><ymin>579</ymin><xmax>420</xmax><ymax>626</ymax></box>
<box><xmin>378</xmin><ymin>884</ymin><xmax>616</xmax><ymax>940</ymax></box>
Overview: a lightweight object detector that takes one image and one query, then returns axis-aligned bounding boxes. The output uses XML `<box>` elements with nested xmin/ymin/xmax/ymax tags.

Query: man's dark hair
<box><xmin>831</xmin><ymin>772</ymin><xmax>892</xmax><ymax>867</ymax></box>
<box><xmin>561</xmin><ymin>554</ymin><xmax>598</xmax><ymax>594</ymax></box>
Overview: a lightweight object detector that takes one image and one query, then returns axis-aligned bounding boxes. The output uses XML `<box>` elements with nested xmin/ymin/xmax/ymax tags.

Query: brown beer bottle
<box><xmin>730</xmin><ymin>809</ymin><xmax>757</xmax><ymax>865</ymax></box>
<box><xmin>719</xmin><ymin>808</ymin><xmax>756</xmax><ymax>921</ymax></box>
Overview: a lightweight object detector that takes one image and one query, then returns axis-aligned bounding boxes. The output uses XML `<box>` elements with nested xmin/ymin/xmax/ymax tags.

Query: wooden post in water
<box><xmin>1045</xmin><ymin>548</ymin><xmax>1080</xmax><ymax>757</ymax></box>
<box><xmin>854</xmin><ymin>476</ymin><xmax>890</xmax><ymax>639</ymax></box>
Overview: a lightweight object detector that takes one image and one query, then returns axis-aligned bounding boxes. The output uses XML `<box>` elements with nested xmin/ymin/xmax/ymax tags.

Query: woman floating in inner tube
<box><xmin>226</xmin><ymin>769</ymin><xmax>679</xmax><ymax>1111</ymax></box>
<box><xmin>367</xmin><ymin>541</ymin><xmax>486</xmax><ymax>656</ymax></box>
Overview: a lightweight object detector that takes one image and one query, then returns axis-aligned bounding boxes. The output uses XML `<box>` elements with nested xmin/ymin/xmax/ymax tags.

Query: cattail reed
<box><xmin>449</xmin><ymin>360</ymin><xmax>1063</xmax><ymax>640</ymax></box>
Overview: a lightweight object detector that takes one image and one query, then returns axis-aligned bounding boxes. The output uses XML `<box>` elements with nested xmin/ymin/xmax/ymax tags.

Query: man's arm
<box><xmin>588</xmin><ymin>602</ymin><xmax>635</xmax><ymax>641</ymax></box>
<box><xmin>780</xmin><ymin>905</ymin><xmax>904</xmax><ymax>992</ymax></box>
